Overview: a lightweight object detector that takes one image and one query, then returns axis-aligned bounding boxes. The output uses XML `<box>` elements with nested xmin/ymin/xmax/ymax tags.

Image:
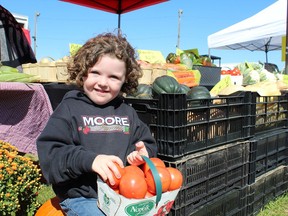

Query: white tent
<box><xmin>207</xmin><ymin>0</ymin><xmax>287</xmax><ymax>62</ymax></box>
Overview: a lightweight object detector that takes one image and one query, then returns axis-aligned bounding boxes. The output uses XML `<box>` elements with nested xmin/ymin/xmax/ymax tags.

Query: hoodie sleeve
<box><xmin>36</xmin><ymin>103</ymin><xmax>96</xmax><ymax>185</ymax></box>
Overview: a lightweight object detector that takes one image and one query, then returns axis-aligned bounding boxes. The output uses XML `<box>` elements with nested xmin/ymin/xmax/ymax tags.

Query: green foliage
<box><xmin>69</xmin><ymin>43</ymin><xmax>82</xmax><ymax>56</ymax></box>
<box><xmin>0</xmin><ymin>65</ymin><xmax>40</xmax><ymax>83</ymax></box>
<box><xmin>0</xmin><ymin>140</ymin><xmax>42</xmax><ymax>215</ymax></box>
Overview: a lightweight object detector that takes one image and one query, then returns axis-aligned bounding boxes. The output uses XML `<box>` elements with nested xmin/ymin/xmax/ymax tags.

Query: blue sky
<box><xmin>2</xmin><ymin>0</ymin><xmax>285</xmax><ymax>70</ymax></box>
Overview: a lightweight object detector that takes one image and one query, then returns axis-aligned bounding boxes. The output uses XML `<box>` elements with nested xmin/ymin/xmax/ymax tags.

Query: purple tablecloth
<box><xmin>0</xmin><ymin>82</ymin><xmax>53</xmax><ymax>155</ymax></box>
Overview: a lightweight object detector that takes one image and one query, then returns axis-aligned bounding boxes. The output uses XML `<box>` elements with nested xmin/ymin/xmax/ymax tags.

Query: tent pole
<box><xmin>264</xmin><ymin>38</ymin><xmax>271</xmax><ymax>63</ymax></box>
<box><xmin>118</xmin><ymin>14</ymin><xmax>121</xmax><ymax>34</ymax></box>
<box><xmin>117</xmin><ymin>0</ymin><xmax>121</xmax><ymax>34</ymax></box>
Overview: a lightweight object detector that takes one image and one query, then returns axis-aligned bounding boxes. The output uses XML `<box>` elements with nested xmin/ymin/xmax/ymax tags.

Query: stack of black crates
<box><xmin>124</xmin><ymin>90</ymin><xmax>288</xmax><ymax>216</ymax></box>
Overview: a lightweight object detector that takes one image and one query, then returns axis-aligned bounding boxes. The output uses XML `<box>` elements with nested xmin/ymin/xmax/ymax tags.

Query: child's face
<box><xmin>83</xmin><ymin>55</ymin><xmax>126</xmax><ymax>105</ymax></box>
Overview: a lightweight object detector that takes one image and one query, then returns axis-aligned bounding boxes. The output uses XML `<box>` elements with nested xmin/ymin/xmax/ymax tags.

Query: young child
<box><xmin>37</xmin><ymin>32</ymin><xmax>157</xmax><ymax>215</ymax></box>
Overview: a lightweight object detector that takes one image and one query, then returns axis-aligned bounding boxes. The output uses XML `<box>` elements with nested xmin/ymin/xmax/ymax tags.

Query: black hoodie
<box><xmin>36</xmin><ymin>90</ymin><xmax>157</xmax><ymax>201</ymax></box>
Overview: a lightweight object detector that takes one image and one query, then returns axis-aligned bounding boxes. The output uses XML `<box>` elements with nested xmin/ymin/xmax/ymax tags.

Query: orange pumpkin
<box><xmin>35</xmin><ymin>196</ymin><xmax>65</xmax><ymax>216</ymax></box>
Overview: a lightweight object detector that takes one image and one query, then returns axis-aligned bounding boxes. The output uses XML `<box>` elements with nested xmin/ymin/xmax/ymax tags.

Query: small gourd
<box><xmin>35</xmin><ymin>197</ymin><xmax>65</xmax><ymax>216</ymax></box>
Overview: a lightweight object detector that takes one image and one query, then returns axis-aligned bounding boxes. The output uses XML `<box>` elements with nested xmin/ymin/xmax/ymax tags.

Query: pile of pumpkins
<box><xmin>127</xmin><ymin>75</ymin><xmax>211</xmax><ymax>102</ymax></box>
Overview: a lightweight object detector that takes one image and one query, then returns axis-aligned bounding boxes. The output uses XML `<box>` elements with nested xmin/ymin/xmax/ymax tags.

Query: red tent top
<box><xmin>60</xmin><ymin>0</ymin><xmax>169</xmax><ymax>29</ymax></box>
<box><xmin>60</xmin><ymin>0</ymin><xmax>168</xmax><ymax>14</ymax></box>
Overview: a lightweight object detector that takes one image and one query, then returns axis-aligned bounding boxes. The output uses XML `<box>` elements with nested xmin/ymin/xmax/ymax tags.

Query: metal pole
<box><xmin>177</xmin><ymin>9</ymin><xmax>183</xmax><ymax>49</ymax></box>
<box><xmin>33</xmin><ymin>12</ymin><xmax>40</xmax><ymax>57</ymax></box>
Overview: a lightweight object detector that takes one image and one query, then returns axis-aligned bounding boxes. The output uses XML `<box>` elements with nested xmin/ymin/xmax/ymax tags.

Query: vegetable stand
<box><xmin>1</xmin><ymin>59</ymin><xmax>288</xmax><ymax>215</ymax></box>
<box><xmin>0</xmin><ymin>82</ymin><xmax>53</xmax><ymax>155</ymax></box>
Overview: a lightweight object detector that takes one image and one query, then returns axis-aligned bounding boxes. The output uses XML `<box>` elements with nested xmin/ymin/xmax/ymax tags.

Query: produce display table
<box><xmin>0</xmin><ymin>82</ymin><xmax>53</xmax><ymax>155</ymax></box>
<box><xmin>0</xmin><ymin>81</ymin><xmax>80</xmax><ymax>155</ymax></box>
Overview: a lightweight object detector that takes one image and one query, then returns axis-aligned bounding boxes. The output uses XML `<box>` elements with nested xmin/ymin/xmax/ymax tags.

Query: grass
<box><xmin>36</xmin><ymin>184</ymin><xmax>56</xmax><ymax>205</ymax></box>
<box><xmin>257</xmin><ymin>192</ymin><xmax>288</xmax><ymax>216</ymax></box>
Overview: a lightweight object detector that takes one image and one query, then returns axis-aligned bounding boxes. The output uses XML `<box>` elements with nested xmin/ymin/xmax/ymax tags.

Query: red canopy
<box><xmin>60</xmin><ymin>0</ymin><xmax>169</xmax><ymax>29</ymax></box>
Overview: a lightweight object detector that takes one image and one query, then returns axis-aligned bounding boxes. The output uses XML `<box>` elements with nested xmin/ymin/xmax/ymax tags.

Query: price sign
<box><xmin>137</xmin><ymin>50</ymin><xmax>166</xmax><ymax>63</ymax></box>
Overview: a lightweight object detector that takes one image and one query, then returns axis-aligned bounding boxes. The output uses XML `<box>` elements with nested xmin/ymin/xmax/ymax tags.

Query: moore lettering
<box><xmin>83</xmin><ymin>116</ymin><xmax>129</xmax><ymax>126</ymax></box>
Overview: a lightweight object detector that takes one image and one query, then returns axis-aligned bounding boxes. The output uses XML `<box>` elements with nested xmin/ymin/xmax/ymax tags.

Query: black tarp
<box><xmin>0</xmin><ymin>5</ymin><xmax>37</xmax><ymax>71</ymax></box>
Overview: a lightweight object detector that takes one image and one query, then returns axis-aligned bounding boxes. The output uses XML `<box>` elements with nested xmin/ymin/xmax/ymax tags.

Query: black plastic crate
<box><xmin>168</xmin><ymin>187</ymin><xmax>247</xmax><ymax>216</ymax></box>
<box><xmin>125</xmin><ymin>92</ymin><xmax>251</xmax><ymax>159</ymax></box>
<box><xmin>248</xmin><ymin>129</ymin><xmax>288</xmax><ymax>184</ymax></box>
<box><xmin>249</xmin><ymin>92</ymin><xmax>288</xmax><ymax>136</ymax></box>
<box><xmin>193</xmin><ymin>65</ymin><xmax>221</xmax><ymax>87</ymax></box>
<box><xmin>43</xmin><ymin>83</ymin><xmax>80</xmax><ymax>110</ymax></box>
<box><xmin>247</xmin><ymin>165</ymin><xmax>288</xmax><ymax>216</ymax></box>
<box><xmin>163</xmin><ymin>141</ymin><xmax>250</xmax><ymax>209</ymax></box>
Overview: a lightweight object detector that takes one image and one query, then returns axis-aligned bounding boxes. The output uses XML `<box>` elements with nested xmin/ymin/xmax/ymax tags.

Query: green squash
<box><xmin>178</xmin><ymin>84</ymin><xmax>190</xmax><ymax>94</ymax></box>
<box><xmin>187</xmin><ymin>86</ymin><xmax>211</xmax><ymax>106</ymax></box>
<box><xmin>136</xmin><ymin>84</ymin><xmax>152</xmax><ymax>96</ymax></box>
<box><xmin>128</xmin><ymin>84</ymin><xmax>153</xmax><ymax>98</ymax></box>
<box><xmin>152</xmin><ymin>75</ymin><xmax>181</xmax><ymax>95</ymax></box>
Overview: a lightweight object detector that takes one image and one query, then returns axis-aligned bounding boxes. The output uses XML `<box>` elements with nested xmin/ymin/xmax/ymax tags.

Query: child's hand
<box><xmin>127</xmin><ymin>141</ymin><xmax>149</xmax><ymax>166</ymax></box>
<box><xmin>92</xmin><ymin>155</ymin><xmax>124</xmax><ymax>186</ymax></box>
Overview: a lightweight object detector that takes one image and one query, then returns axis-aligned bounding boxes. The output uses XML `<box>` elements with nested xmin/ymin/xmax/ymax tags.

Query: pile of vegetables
<box><xmin>137</xmin><ymin>58</ymin><xmax>201</xmax><ymax>88</ymax></box>
<box><xmin>166</xmin><ymin>52</ymin><xmax>214</xmax><ymax>67</ymax></box>
<box><xmin>212</xmin><ymin>61</ymin><xmax>288</xmax><ymax>97</ymax></box>
<box><xmin>127</xmin><ymin>75</ymin><xmax>211</xmax><ymax>105</ymax></box>
<box><xmin>0</xmin><ymin>64</ymin><xmax>40</xmax><ymax>83</ymax></box>
<box><xmin>237</xmin><ymin>61</ymin><xmax>278</xmax><ymax>85</ymax></box>
<box><xmin>220</xmin><ymin>67</ymin><xmax>241</xmax><ymax>76</ymax></box>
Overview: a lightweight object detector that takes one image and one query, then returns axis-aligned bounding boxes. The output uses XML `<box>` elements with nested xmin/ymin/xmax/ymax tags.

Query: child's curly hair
<box><xmin>67</xmin><ymin>32</ymin><xmax>142</xmax><ymax>95</ymax></box>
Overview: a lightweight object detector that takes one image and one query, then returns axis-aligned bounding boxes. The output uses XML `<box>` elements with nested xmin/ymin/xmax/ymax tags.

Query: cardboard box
<box><xmin>22</xmin><ymin>63</ymin><xmax>39</xmax><ymax>76</ymax></box>
<box><xmin>56</xmin><ymin>62</ymin><xmax>69</xmax><ymax>82</ymax></box>
<box><xmin>23</xmin><ymin>62</ymin><xmax>69</xmax><ymax>83</ymax></box>
<box><xmin>97</xmin><ymin>180</ymin><xmax>180</xmax><ymax>216</ymax></box>
<box><xmin>37</xmin><ymin>61</ymin><xmax>57</xmax><ymax>82</ymax></box>
<box><xmin>139</xmin><ymin>69</ymin><xmax>152</xmax><ymax>85</ymax></box>
<box><xmin>151</xmin><ymin>68</ymin><xmax>167</xmax><ymax>83</ymax></box>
